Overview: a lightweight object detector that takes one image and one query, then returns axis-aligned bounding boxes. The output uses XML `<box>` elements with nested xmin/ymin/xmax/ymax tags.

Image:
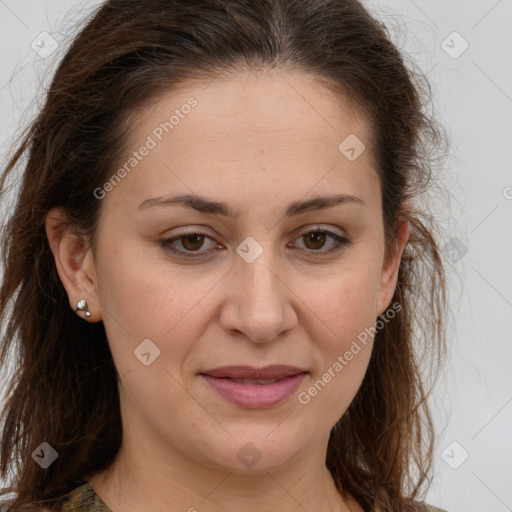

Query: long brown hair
<box><xmin>0</xmin><ymin>0</ymin><xmax>450</xmax><ymax>510</ymax></box>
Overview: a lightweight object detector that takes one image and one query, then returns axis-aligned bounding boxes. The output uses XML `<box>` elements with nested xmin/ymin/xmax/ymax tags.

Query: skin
<box><xmin>46</xmin><ymin>68</ymin><xmax>409</xmax><ymax>512</ymax></box>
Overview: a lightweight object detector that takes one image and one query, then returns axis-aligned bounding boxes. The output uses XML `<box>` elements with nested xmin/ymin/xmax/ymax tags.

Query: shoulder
<box><xmin>0</xmin><ymin>482</ymin><xmax>109</xmax><ymax>512</ymax></box>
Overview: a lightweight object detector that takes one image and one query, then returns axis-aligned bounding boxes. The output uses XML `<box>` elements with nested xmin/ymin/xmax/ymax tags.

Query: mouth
<box><xmin>199</xmin><ymin>365</ymin><xmax>308</xmax><ymax>409</ymax></box>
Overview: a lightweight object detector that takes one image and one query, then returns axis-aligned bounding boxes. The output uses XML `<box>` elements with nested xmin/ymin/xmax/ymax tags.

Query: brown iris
<box><xmin>303</xmin><ymin>231</ymin><xmax>326</xmax><ymax>250</ymax></box>
<box><xmin>181</xmin><ymin>234</ymin><xmax>206</xmax><ymax>251</ymax></box>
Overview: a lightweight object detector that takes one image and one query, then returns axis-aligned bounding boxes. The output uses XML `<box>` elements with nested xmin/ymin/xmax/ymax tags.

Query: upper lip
<box><xmin>200</xmin><ymin>365</ymin><xmax>307</xmax><ymax>380</ymax></box>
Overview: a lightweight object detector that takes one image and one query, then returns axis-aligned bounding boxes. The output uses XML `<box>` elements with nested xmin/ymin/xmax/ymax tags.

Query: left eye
<box><xmin>160</xmin><ymin>228</ymin><xmax>351</xmax><ymax>258</ymax></box>
<box><xmin>291</xmin><ymin>229</ymin><xmax>350</xmax><ymax>253</ymax></box>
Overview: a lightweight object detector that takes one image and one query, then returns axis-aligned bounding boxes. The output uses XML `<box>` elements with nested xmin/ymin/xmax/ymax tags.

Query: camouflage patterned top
<box><xmin>61</xmin><ymin>483</ymin><xmax>110</xmax><ymax>512</ymax></box>
<box><xmin>60</xmin><ymin>482</ymin><xmax>449</xmax><ymax>512</ymax></box>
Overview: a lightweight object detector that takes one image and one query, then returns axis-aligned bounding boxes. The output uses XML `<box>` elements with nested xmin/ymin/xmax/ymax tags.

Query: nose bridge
<box><xmin>242</xmin><ymin>251</ymin><xmax>281</xmax><ymax>304</ymax></box>
<box><xmin>222</xmin><ymin>236</ymin><xmax>296</xmax><ymax>342</ymax></box>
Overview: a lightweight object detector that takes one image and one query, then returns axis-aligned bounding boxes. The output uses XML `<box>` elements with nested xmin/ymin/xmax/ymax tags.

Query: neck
<box><xmin>87</xmin><ymin>434</ymin><xmax>360</xmax><ymax>512</ymax></box>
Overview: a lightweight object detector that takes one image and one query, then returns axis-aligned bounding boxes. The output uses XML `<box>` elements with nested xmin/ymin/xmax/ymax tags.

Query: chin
<box><xmin>194</xmin><ymin>427</ymin><xmax>313</xmax><ymax>473</ymax></box>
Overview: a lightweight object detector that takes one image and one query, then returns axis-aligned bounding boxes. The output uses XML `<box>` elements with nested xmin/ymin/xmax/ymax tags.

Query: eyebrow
<box><xmin>136</xmin><ymin>192</ymin><xmax>365</xmax><ymax>217</ymax></box>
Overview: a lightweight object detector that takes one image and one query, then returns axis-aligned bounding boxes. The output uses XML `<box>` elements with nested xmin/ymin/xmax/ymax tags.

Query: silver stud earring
<box><xmin>74</xmin><ymin>298</ymin><xmax>91</xmax><ymax>318</ymax></box>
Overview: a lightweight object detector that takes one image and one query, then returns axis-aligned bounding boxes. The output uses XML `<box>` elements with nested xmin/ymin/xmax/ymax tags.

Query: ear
<box><xmin>376</xmin><ymin>219</ymin><xmax>409</xmax><ymax>317</ymax></box>
<box><xmin>45</xmin><ymin>207</ymin><xmax>102</xmax><ymax>322</ymax></box>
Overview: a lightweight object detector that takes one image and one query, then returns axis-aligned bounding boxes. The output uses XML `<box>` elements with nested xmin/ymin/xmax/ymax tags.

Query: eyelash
<box><xmin>159</xmin><ymin>227</ymin><xmax>352</xmax><ymax>259</ymax></box>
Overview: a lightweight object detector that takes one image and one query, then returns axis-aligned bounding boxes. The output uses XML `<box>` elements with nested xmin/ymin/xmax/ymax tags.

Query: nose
<box><xmin>219</xmin><ymin>248</ymin><xmax>298</xmax><ymax>344</ymax></box>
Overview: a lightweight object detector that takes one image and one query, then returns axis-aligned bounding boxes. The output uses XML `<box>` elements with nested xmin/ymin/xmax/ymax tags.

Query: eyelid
<box><xmin>163</xmin><ymin>224</ymin><xmax>346</xmax><ymax>240</ymax></box>
<box><xmin>292</xmin><ymin>223</ymin><xmax>346</xmax><ymax>239</ymax></box>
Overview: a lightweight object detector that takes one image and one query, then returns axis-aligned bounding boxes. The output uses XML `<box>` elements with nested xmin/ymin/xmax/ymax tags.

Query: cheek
<box><xmin>297</xmin><ymin>261</ymin><xmax>381</xmax><ymax>392</ymax></box>
<box><xmin>94</xmin><ymin>237</ymin><xmax>219</xmax><ymax>373</ymax></box>
<box><xmin>299</xmin><ymin>262</ymin><xmax>382</xmax><ymax>348</ymax></box>
<box><xmin>295</xmin><ymin>272</ymin><xmax>380</xmax><ymax>426</ymax></box>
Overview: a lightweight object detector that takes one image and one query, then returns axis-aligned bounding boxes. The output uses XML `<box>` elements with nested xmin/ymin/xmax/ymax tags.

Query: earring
<box><xmin>74</xmin><ymin>298</ymin><xmax>91</xmax><ymax>318</ymax></box>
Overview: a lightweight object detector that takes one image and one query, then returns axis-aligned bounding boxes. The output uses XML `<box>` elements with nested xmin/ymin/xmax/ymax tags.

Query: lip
<box><xmin>200</xmin><ymin>365</ymin><xmax>308</xmax><ymax>409</ymax></box>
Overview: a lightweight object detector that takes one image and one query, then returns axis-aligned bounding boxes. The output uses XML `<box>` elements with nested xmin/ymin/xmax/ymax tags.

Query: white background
<box><xmin>0</xmin><ymin>1</ymin><xmax>511</xmax><ymax>511</ymax></box>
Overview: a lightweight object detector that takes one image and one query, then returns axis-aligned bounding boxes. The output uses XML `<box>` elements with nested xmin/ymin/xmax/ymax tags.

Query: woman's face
<box><xmin>70</xmin><ymin>69</ymin><xmax>407</xmax><ymax>472</ymax></box>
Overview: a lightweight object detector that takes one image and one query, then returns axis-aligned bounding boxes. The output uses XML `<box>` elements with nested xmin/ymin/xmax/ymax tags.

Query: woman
<box><xmin>0</xmin><ymin>0</ymin><xmax>450</xmax><ymax>510</ymax></box>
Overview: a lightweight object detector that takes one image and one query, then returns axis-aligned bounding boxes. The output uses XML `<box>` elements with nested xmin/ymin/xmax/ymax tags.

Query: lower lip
<box><xmin>201</xmin><ymin>373</ymin><xmax>307</xmax><ymax>409</ymax></box>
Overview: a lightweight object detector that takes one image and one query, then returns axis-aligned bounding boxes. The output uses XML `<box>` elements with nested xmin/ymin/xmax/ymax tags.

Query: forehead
<box><xmin>103</xmin><ymin>69</ymin><xmax>379</xmax><ymax>217</ymax></box>
<box><xmin>134</xmin><ymin>68</ymin><xmax>373</xmax><ymax>148</ymax></box>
